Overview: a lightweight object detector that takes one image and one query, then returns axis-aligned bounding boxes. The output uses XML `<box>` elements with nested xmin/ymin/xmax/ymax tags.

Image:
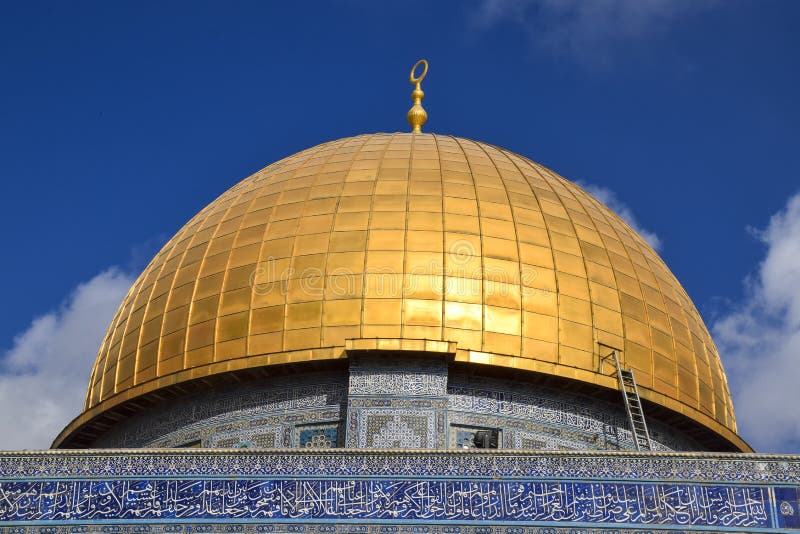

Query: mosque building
<box><xmin>0</xmin><ymin>60</ymin><xmax>798</xmax><ymax>533</ymax></box>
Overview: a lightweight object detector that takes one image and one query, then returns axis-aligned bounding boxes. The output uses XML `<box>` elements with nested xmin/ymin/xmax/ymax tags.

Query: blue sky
<box><xmin>0</xmin><ymin>1</ymin><xmax>798</xmax><ymax>452</ymax></box>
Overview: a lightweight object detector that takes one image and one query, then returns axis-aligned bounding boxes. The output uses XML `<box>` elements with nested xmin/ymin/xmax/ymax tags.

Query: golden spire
<box><xmin>407</xmin><ymin>59</ymin><xmax>428</xmax><ymax>133</ymax></box>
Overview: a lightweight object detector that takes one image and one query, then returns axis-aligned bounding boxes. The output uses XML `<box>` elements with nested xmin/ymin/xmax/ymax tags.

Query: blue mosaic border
<box><xmin>0</xmin><ymin>450</ymin><xmax>798</xmax><ymax>532</ymax></box>
<box><xmin>1</xmin><ymin>450</ymin><xmax>798</xmax><ymax>484</ymax></box>
<box><xmin>0</xmin><ymin>478</ymin><xmax>780</xmax><ymax>529</ymax></box>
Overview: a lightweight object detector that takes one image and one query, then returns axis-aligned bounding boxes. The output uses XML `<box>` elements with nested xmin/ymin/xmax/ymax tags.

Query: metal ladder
<box><xmin>607</xmin><ymin>350</ymin><xmax>652</xmax><ymax>451</ymax></box>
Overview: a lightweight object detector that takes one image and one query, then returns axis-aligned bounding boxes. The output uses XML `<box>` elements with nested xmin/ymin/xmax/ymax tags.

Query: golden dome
<box><xmin>58</xmin><ymin>133</ymin><xmax>746</xmax><ymax>450</ymax></box>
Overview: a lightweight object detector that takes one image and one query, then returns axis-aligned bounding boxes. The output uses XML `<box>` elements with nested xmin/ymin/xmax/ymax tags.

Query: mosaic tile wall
<box><xmin>346</xmin><ymin>356</ymin><xmax>448</xmax><ymax>449</ymax></box>
<box><xmin>95</xmin><ymin>372</ymin><xmax>346</xmax><ymax>448</ymax></box>
<box><xmin>447</xmin><ymin>373</ymin><xmax>701</xmax><ymax>451</ymax></box>
<box><xmin>89</xmin><ymin>361</ymin><xmax>701</xmax><ymax>452</ymax></box>
<box><xmin>0</xmin><ymin>449</ymin><xmax>798</xmax><ymax>532</ymax></box>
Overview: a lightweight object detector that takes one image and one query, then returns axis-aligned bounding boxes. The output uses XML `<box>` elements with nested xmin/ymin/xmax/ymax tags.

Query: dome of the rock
<box><xmin>54</xmin><ymin>132</ymin><xmax>749</xmax><ymax>452</ymax></box>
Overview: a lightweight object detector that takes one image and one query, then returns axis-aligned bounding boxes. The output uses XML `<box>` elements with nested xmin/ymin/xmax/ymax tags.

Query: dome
<box><xmin>54</xmin><ymin>133</ymin><xmax>746</xmax><ymax>451</ymax></box>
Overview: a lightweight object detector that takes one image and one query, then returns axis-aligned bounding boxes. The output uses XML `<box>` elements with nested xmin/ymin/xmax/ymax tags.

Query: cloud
<box><xmin>472</xmin><ymin>0</ymin><xmax>715</xmax><ymax>67</ymax></box>
<box><xmin>0</xmin><ymin>268</ymin><xmax>133</xmax><ymax>450</ymax></box>
<box><xmin>712</xmin><ymin>193</ymin><xmax>800</xmax><ymax>453</ymax></box>
<box><xmin>578</xmin><ymin>181</ymin><xmax>662</xmax><ymax>251</ymax></box>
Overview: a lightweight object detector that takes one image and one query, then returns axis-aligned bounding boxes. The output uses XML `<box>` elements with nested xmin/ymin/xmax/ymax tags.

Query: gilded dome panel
<box><xmin>79</xmin><ymin>133</ymin><xmax>739</xmax><ymax>447</ymax></box>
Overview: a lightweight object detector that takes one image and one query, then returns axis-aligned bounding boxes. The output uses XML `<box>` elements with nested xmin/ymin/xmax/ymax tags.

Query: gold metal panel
<box><xmin>555</xmin><ymin>272</ymin><xmax>590</xmax><ymax>300</ymax></box>
<box><xmin>444</xmin><ymin>301</ymin><xmax>482</xmax><ymax>330</ymax></box>
<box><xmin>326</xmin><ymin>252</ymin><xmax>365</xmax><ymax>274</ymax></box>
<box><xmin>248</xmin><ymin>332</ymin><xmax>283</xmax><ymax>355</ymax></box>
<box><xmin>444</xmin><ymin>197</ymin><xmax>478</xmax><ymax>215</ymax></box>
<box><xmin>223</xmin><ymin>264</ymin><xmax>255</xmax><ymax>292</ymax></box>
<box><xmin>290</xmin><ymin>236</ymin><xmax>329</xmax><ymax>261</ymax></box>
<box><xmin>403</xmin><ymin>299</ymin><xmax>442</xmax><ymax>326</ymax></box>
<box><xmin>480</xmin><ymin>201</ymin><xmax>513</xmax><ymax>221</ymax></box>
<box><xmin>585</xmin><ymin>261</ymin><xmax>615</xmax><ymax>287</ymax></box>
<box><xmin>140</xmin><ymin>317</ymin><xmax>163</xmax><ymax>346</ymax></box>
<box><xmin>250</xmin><ymin>305</ymin><xmax>284</xmax><ymax>335</ymax></box>
<box><xmin>297</xmin><ymin>214</ymin><xmax>334</xmax><ymax>235</ymax></box>
<box><xmin>330</xmin><ymin>231</ymin><xmax>367</xmax><ymax>252</ymax></box>
<box><xmin>522</xmin><ymin>312</ymin><xmax>558</xmax><ymax>342</ymax></box>
<box><xmin>159</xmin><ymin>329</ymin><xmax>186</xmax><ymax>360</ymax></box>
<box><xmin>406</xmin><ymin>251</ymin><xmax>443</xmax><ymax>274</ymax></box>
<box><xmin>217</xmin><ymin>311</ymin><xmax>249</xmax><ymax>342</ymax></box>
<box><xmin>77</xmin><ymin>134</ymin><xmax>742</xmax><ymax>450</ymax></box>
<box><xmin>444</xmin><ymin>277</ymin><xmax>482</xmax><ymax>304</ymax></box>
<box><xmin>365</xmin><ymin>273</ymin><xmax>402</xmax><ymax>298</ymax></box>
<box><xmin>625</xmin><ymin>339</ymin><xmax>652</xmax><ymax>373</ymax></box>
<box><xmin>187</xmin><ymin>319</ymin><xmax>215</xmax><ymax>351</ymax></box>
<box><xmin>189</xmin><ymin>295</ymin><xmax>219</xmax><ymax>325</ymax></box>
<box><xmin>261</xmin><ymin>238</ymin><xmax>295</xmax><ymax>260</ymax></box>
<box><xmin>323</xmin><ymin>325</ymin><xmax>360</xmax><ymax>347</ymax></box>
<box><xmin>481</xmin><ymin>219</ymin><xmax>514</xmax><ymax>239</ymax></box>
<box><xmin>444</xmin><ymin>213</ymin><xmax>481</xmax><ymax>234</ymax></box>
<box><xmin>485</xmin><ymin>280</ymin><xmax>521</xmax><ymax>309</ymax></box>
<box><xmin>173</xmin><ymin>262</ymin><xmax>202</xmax><ymax>289</ymax></box>
<box><xmin>284</xmin><ymin>327</ymin><xmax>320</xmax><ymax>350</ymax></box>
<box><xmin>408</xmin><ymin>212</ymin><xmax>442</xmax><ymax>231</ymax></box>
<box><xmin>409</xmin><ymin>195</ymin><xmax>442</xmax><ymax>212</ymax></box>
<box><xmin>327</xmin><ymin>272</ymin><xmax>363</xmax><ymax>300</ymax></box>
<box><xmin>285</xmin><ymin>301</ymin><xmax>323</xmax><ymax>330</ymax></box>
<box><xmin>322</xmin><ymin>299</ymin><xmax>362</xmax><ymax>326</ymax></box>
<box><xmin>522</xmin><ymin>337</ymin><xmax>558</xmax><ymax>362</ymax></box>
<box><xmin>522</xmin><ymin>286</ymin><xmax>558</xmax><ymax>316</ymax></box>
<box><xmin>619</xmin><ymin>293</ymin><xmax>647</xmax><ymax>322</ymax></box>
<box><xmin>362</xmin><ymin>324</ymin><xmax>402</xmax><ymax>338</ymax></box>
<box><xmin>550</xmin><ymin>234</ymin><xmax>583</xmax><ymax>260</ymax></box>
<box><xmin>484</xmin><ymin>258</ymin><xmax>519</xmax><ymax>284</ymax></box>
<box><xmin>560</xmin><ymin>346</ymin><xmax>593</xmax><ymax>370</ymax></box>
<box><xmin>219</xmin><ymin>287</ymin><xmax>251</xmax><ymax>316</ymax></box>
<box><xmin>484</xmin><ymin>332</ymin><xmax>520</xmax><ymax>356</ymax></box>
<box><xmin>235</xmin><ymin>225</ymin><xmax>266</xmax><ymax>247</ymax></box>
<box><xmin>370</xmin><ymin>211</ymin><xmax>406</xmax><ymax>229</ymax></box>
<box><xmin>558</xmin><ymin>295</ymin><xmax>591</xmax><ymax>325</ymax></box>
<box><xmin>403</xmin><ymin>325</ymin><xmax>441</xmax><ymax>340</ymax></box>
<box><xmin>334</xmin><ymin>212</ymin><xmax>369</xmax><ymax>231</ymax></box>
<box><xmin>163</xmin><ymin>305</ymin><xmax>189</xmax><ymax>335</ymax></box>
<box><xmin>559</xmin><ymin>319</ymin><xmax>593</xmax><ymax>352</ymax></box>
<box><xmin>514</xmin><ymin>207</ymin><xmax>545</xmax><ymax>228</ymax></box>
<box><xmin>654</xmin><ymin>352</ymin><xmax>677</xmax><ymax>386</ymax></box>
<box><xmin>366</xmin><ymin>250</ymin><xmax>404</xmax><ymax>274</ymax></box>
<box><xmin>368</xmin><ymin>230</ymin><xmax>405</xmax><ymax>250</ymax></box>
<box><xmin>519</xmin><ymin>243</ymin><xmax>554</xmax><ymax>269</ymax></box>
<box><xmin>447</xmin><ymin>252</ymin><xmax>482</xmax><ymax>280</ymax></box>
<box><xmin>405</xmin><ymin>273</ymin><xmax>444</xmax><ymax>300</ymax></box>
<box><xmin>516</xmin><ymin>224</ymin><xmax>550</xmax><ymax>247</ymax></box>
<box><xmin>364</xmin><ymin>298</ymin><xmax>402</xmax><ymax>325</ymax></box>
<box><xmin>484</xmin><ymin>305</ymin><xmax>520</xmax><ymax>336</ymax></box>
<box><xmin>651</xmin><ymin>327</ymin><xmax>675</xmax><ymax>358</ymax></box>
<box><xmin>199</xmin><ymin>251</ymin><xmax>230</xmax><ymax>277</ymax></box>
<box><xmin>407</xmin><ymin>230</ymin><xmax>444</xmax><ymax>252</ymax></box>
<box><xmin>482</xmin><ymin>237</ymin><xmax>518</xmax><ymax>261</ymax></box>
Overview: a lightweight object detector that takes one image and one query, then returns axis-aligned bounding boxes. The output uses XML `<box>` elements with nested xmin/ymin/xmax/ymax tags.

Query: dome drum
<box><xmin>56</xmin><ymin>341</ymin><xmax>746</xmax><ymax>452</ymax></box>
<box><xmin>59</xmin><ymin>347</ymin><xmax>729</xmax><ymax>452</ymax></box>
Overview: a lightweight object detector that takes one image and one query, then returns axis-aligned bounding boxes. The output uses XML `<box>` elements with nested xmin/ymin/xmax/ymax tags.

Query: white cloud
<box><xmin>712</xmin><ymin>193</ymin><xmax>800</xmax><ymax>453</ymax></box>
<box><xmin>578</xmin><ymin>181</ymin><xmax>662</xmax><ymax>251</ymax></box>
<box><xmin>472</xmin><ymin>0</ymin><xmax>714</xmax><ymax>67</ymax></box>
<box><xmin>0</xmin><ymin>268</ymin><xmax>133</xmax><ymax>450</ymax></box>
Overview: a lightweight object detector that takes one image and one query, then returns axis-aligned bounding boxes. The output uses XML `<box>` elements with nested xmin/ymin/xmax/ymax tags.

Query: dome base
<box><xmin>74</xmin><ymin>353</ymin><xmax>713</xmax><ymax>452</ymax></box>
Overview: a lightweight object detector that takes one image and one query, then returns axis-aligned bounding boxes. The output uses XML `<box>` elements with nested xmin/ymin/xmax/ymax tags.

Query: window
<box><xmin>453</xmin><ymin>425</ymin><xmax>500</xmax><ymax>449</ymax></box>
